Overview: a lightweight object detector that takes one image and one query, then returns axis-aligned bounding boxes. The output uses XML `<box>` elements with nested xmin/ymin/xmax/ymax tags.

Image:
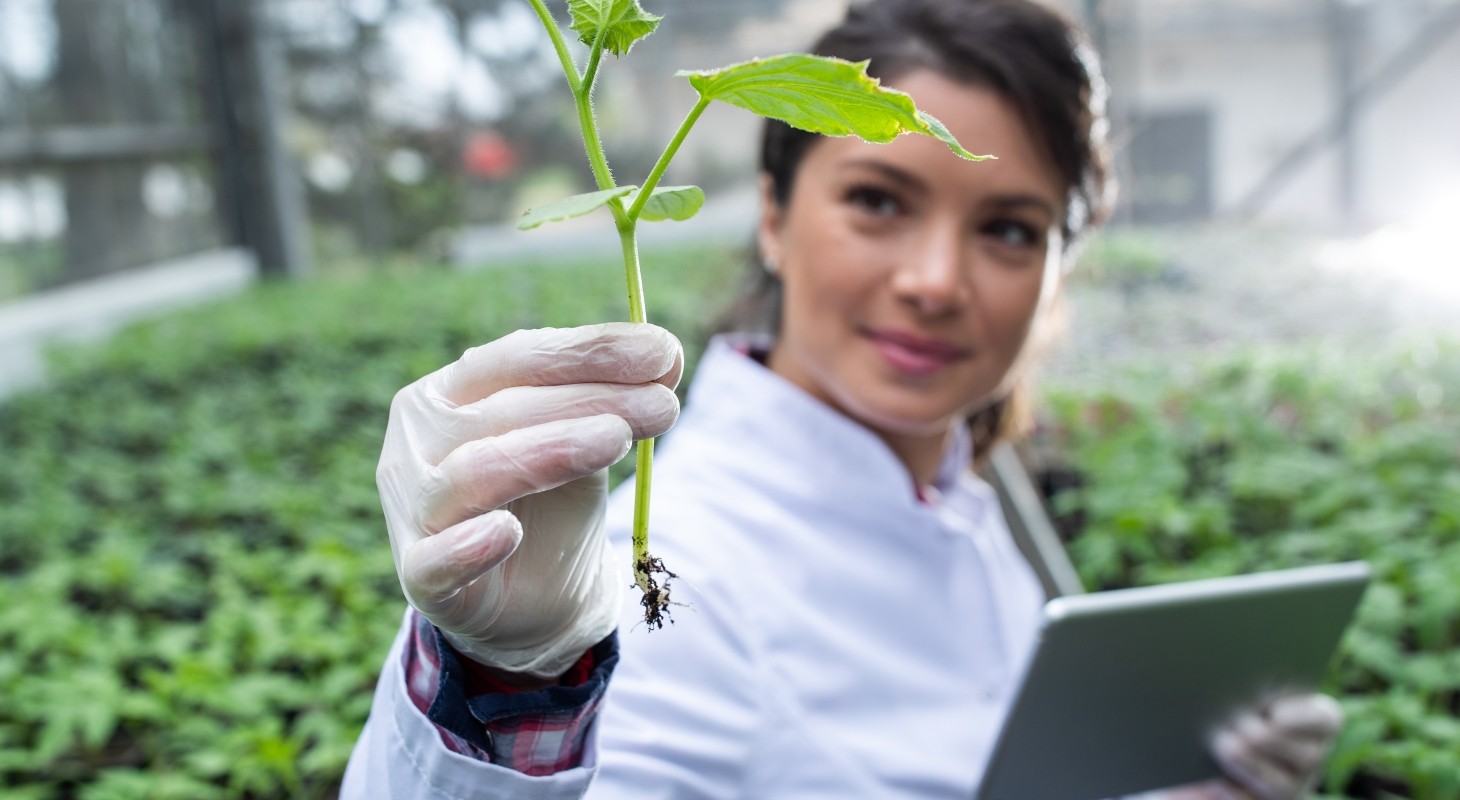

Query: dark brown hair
<box><xmin>717</xmin><ymin>0</ymin><xmax>1114</xmax><ymax>460</ymax></box>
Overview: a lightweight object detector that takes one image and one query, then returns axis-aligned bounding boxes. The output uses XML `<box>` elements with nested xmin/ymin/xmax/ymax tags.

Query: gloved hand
<box><xmin>376</xmin><ymin>323</ymin><xmax>682</xmax><ymax>679</ymax></box>
<box><xmin>1156</xmin><ymin>693</ymin><xmax>1345</xmax><ymax>800</ymax></box>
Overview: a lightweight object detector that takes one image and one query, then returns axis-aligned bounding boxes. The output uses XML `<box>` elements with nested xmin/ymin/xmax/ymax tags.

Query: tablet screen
<box><xmin>975</xmin><ymin>561</ymin><xmax>1370</xmax><ymax>800</ymax></box>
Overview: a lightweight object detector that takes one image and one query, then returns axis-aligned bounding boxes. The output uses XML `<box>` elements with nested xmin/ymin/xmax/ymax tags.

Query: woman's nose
<box><xmin>890</xmin><ymin>225</ymin><xmax>969</xmax><ymax>315</ymax></box>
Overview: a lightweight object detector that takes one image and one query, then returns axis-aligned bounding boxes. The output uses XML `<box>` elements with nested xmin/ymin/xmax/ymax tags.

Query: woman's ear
<box><xmin>755</xmin><ymin>173</ymin><xmax>785</xmax><ymax>272</ymax></box>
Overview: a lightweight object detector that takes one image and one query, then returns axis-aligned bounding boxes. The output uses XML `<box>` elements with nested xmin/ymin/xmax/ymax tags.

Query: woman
<box><xmin>348</xmin><ymin>0</ymin><xmax>1343</xmax><ymax>797</ymax></box>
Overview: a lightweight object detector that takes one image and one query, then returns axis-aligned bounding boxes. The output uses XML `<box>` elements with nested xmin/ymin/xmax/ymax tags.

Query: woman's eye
<box><xmin>983</xmin><ymin>219</ymin><xmax>1041</xmax><ymax>249</ymax></box>
<box><xmin>846</xmin><ymin>185</ymin><xmax>903</xmax><ymax>218</ymax></box>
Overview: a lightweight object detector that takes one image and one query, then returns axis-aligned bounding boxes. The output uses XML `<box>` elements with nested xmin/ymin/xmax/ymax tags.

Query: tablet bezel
<box><xmin>974</xmin><ymin>561</ymin><xmax>1371</xmax><ymax>800</ymax></box>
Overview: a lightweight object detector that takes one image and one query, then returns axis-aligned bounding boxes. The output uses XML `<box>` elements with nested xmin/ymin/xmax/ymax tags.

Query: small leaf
<box><xmin>517</xmin><ymin>186</ymin><xmax>635</xmax><ymax>231</ymax></box>
<box><xmin>568</xmin><ymin>0</ymin><xmax>661</xmax><ymax>56</ymax></box>
<box><xmin>915</xmin><ymin>110</ymin><xmax>988</xmax><ymax>162</ymax></box>
<box><xmin>677</xmin><ymin>54</ymin><xmax>992</xmax><ymax>161</ymax></box>
<box><xmin>629</xmin><ymin>185</ymin><xmax>705</xmax><ymax>222</ymax></box>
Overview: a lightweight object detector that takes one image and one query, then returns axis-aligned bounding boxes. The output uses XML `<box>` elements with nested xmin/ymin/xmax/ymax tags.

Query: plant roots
<box><xmin>634</xmin><ymin>553</ymin><xmax>678</xmax><ymax>630</ymax></box>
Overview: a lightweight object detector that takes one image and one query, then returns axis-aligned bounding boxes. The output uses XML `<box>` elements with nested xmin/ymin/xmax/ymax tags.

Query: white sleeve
<box><xmin>340</xmin><ymin>614</ymin><xmax>599</xmax><ymax>800</ymax></box>
<box><xmin>585</xmin><ymin>571</ymin><xmax>763</xmax><ymax>800</ymax></box>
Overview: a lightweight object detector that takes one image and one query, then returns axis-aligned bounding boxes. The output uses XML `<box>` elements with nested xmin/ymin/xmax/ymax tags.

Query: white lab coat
<box><xmin>344</xmin><ymin>335</ymin><xmax>1046</xmax><ymax>799</ymax></box>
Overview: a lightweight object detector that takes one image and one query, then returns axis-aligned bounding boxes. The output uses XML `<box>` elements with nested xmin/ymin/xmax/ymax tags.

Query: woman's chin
<box><xmin>836</xmin><ymin>395</ymin><xmax>962</xmax><ymax>442</ymax></box>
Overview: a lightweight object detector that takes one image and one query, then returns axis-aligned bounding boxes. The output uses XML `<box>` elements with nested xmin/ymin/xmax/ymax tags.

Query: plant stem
<box><xmin>569</xmin><ymin>29</ymin><xmax>658</xmax><ymax>596</ymax></box>
<box><xmin>582</xmin><ymin>39</ymin><xmax>606</xmax><ymax>99</ymax></box>
<box><xmin>572</xmin><ymin>49</ymin><xmax>632</xmax><ymax>237</ymax></box>
<box><xmin>616</xmin><ymin>217</ymin><xmax>647</xmax><ymax>324</ymax></box>
<box><xmin>616</xmin><ymin>221</ymin><xmax>657</xmax><ymax>589</ymax></box>
<box><xmin>627</xmin><ymin>96</ymin><xmax>712</xmax><ymax>220</ymax></box>
<box><xmin>524</xmin><ymin>5</ymin><xmax>679</xmax><ymax>619</ymax></box>
<box><xmin>631</xmin><ymin>441</ymin><xmax>656</xmax><ymax>587</ymax></box>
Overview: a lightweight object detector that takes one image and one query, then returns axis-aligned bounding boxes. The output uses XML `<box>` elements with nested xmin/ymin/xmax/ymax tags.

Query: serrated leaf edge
<box><xmin>677</xmin><ymin>55</ymin><xmax>994</xmax><ymax>161</ymax></box>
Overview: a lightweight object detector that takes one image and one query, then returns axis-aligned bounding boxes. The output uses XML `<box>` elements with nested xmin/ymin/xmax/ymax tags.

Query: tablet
<box><xmin>975</xmin><ymin>561</ymin><xmax>1371</xmax><ymax>800</ymax></box>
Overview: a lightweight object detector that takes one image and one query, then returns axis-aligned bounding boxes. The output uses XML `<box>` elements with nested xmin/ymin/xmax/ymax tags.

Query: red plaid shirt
<box><xmin>402</xmin><ymin>610</ymin><xmax>616</xmax><ymax>776</ymax></box>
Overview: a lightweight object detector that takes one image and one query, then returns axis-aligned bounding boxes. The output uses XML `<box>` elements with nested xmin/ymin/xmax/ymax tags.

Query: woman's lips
<box><xmin>865</xmin><ymin>329</ymin><xmax>971</xmax><ymax>376</ymax></box>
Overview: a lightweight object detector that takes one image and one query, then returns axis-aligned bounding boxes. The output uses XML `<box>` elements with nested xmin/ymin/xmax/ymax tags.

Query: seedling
<box><xmin>518</xmin><ymin>0</ymin><xmax>989</xmax><ymax>628</ymax></box>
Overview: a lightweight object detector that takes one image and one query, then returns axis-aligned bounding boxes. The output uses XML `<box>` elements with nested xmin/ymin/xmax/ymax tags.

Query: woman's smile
<box><xmin>862</xmin><ymin>326</ymin><xmax>974</xmax><ymax>378</ymax></box>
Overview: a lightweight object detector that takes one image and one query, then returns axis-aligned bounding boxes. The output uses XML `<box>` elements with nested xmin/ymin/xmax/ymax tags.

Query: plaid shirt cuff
<box><xmin>402</xmin><ymin>610</ymin><xmax>618</xmax><ymax>776</ymax></box>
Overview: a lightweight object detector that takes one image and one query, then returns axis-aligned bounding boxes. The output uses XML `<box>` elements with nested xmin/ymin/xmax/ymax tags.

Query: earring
<box><xmin>762</xmin><ymin>257</ymin><xmax>779</xmax><ymax>276</ymax></box>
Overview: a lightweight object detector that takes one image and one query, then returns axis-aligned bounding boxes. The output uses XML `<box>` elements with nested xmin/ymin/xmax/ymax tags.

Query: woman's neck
<box><xmin>877</xmin><ymin>426</ymin><xmax>954</xmax><ymax>490</ymax></box>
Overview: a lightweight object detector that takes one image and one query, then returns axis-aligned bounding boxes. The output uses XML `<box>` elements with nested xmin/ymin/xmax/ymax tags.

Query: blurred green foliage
<box><xmin>1075</xmin><ymin>228</ymin><xmax>1176</xmax><ymax>290</ymax></box>
<box><xmin>0</xmin><ymin>244</ymin><xmax>744</xmax><ymax>799</ymax></box>
<box><xmin>0</xmin><ymin>243</ymin><xmax>66</xmax><ymax>303</ymax></box>
<box><xmin>1039</xmin><ymin>340</ymin><xmax>1460</xmax><ymax>799</ymax></box>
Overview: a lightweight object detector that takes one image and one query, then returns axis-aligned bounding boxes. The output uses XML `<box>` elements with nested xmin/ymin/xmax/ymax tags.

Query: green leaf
<box><xmin>914</xmin><ymin>110</ymin><xmax>990</xmax><ymax>164</ymax></box>
<box><xmin>629</xmin><ymin>185</ymin><xmax>704</xmax><ymax>222</ymax></box>
<box><xmin>568</xmin><ymin>0</ymin><xmax>661</xmax><ymax>56</ymax></box>
<box><xmin>677</xmin><ymin>54</ymin><xmax>992</xmax><ymax>161</ymax></box>
<box><xmin>517</xmin><ymin>186</ymin><xmax>635</xmax><ymax>231</ymax></box>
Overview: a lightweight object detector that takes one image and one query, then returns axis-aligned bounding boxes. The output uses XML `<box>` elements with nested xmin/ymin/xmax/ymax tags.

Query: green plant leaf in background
<box><xmin>1</xmin><ymin>254</ymin><xmax>1457</xmax><ymax>796</ymax></box>
<box><xmin>677</xmin><ymin>54</ymin><xmax>993</xmax><ymax>162</ymax></box>
<box><xmin>567</xmin><ymin>0</ymin><xmax>661</xmax><ymax>56</ymax></box>
<box><xmin>0</xmin><ymin>245</ymin><xmax>744</xmax><ymax>799</ymax></box>
<box><xmin>516</xmin><ymin>185</ymin><xmax>635</xmax><ymax>230</ymax></box>
<box><xmin>1037</xmin><ymin>340</ymin><xmax>1460</xmax><ymax>799</ymax></box>
<box><xmin>626</xmin><ymin>185</ymin><xmax>704</xmax><ymax>222</ymax></box>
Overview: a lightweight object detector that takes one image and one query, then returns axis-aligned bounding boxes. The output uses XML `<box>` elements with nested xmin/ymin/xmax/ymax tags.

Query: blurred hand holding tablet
<box><xmin>975</xmin><ymin>561</ymin><xmax>1371</xmax><ymax>800</ymax></box>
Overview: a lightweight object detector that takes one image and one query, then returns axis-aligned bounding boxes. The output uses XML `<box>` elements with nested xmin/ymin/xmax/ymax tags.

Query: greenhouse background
<box><xmin>1</xmin><ymin>1</ymin><xmax>1458</xmax><ymax>798</ymax></box>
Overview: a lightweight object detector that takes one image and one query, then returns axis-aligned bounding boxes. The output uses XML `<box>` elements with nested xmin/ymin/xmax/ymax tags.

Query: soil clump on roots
<box><xmin>635</xmin><ymin>554</ymin><xmax>678</xmax><ymax>630</ymax></box>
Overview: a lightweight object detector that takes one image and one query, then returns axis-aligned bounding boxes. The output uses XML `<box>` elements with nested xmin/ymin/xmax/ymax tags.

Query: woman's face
<box><xmin>759</xmin><ymin>70</ymin><xmax>1066</xmax><ymax>466</ymax></box>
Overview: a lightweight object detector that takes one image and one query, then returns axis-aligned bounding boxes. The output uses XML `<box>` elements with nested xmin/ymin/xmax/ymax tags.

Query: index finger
<box><xmin>434</xmin><ymin>323</ymin><xmax>682</xmax><ymax>406</ymax></box>
<box><xmin>1265</xmin><ymin>693</ymin><xmax>1344</xmax><ymax>738</ymax></box>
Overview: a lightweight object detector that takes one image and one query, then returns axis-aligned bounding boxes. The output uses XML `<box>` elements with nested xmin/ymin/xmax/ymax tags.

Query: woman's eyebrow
<box><xmin>838</xmin><ymin>159</ymin><xmax>928</xmax><ymax>192</ymax></box>
<box><xmin>985</xmin><ymin>194</ymin><xmax>1059</xmax><ymax>219</ymax></box>
<box><xmin>841</xmin><ymin>159</ymin><xmax>1060</xmax><ymax>219</ymax></box>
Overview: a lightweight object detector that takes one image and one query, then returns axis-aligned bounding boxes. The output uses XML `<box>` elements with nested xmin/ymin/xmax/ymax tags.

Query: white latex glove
<box><xmin>376</xmin><ymin>323</ymin><xmax>682</xmax><ymax>679</ymax></box>
<box><xmin>1155</xmin><ymin>693</ymin><xmax>1345</xmax><ymax>800</ymax></box>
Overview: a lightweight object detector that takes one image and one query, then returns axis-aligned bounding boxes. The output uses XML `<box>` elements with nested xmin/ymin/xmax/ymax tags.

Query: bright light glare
<box><xmin>308</xmin><ymin>152</ymin><xmax>354</xmax><ymax>194</ymax></box>
<box><xmin>142</xmin><ymin>165</ymin><xmax>190</xmax><ymax>220</ymax></box>
<box><xmin>378</xmin><ymin>5</ymin><xmax>461</xmax><ymax>127</ymax></box>
<box><xmin>472</xmin><ymin>2</ymin><xmax>543</xmax><ymax>60</ymax></box>
<box><xmin>0</xmin><ymin>0</ymin><xmax>56</xmax><ymax>82</ymax></box>
<box><xmin>1317</xmin><ymin>191</ymin><xmax>1460</xmax><ymax>309</ymax></box>
<box><xmin>0</xmin><ymin>177</ymin><xmax>64</xmax><ymax>242</ymax></box>
<box><xmin>386</xmin><ymin>149</ymin><xmax>429</xmax><ymax>185</ymax></box>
